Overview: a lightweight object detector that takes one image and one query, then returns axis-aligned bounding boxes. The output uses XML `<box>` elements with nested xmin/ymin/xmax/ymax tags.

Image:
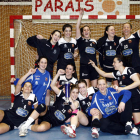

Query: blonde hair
<box><xmin>97</xmin><ymin>77</ymin><xmax>107</xmax><ymax>84</ymax></box>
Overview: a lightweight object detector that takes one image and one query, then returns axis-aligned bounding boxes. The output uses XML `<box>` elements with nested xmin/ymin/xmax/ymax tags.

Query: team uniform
<box><xmin>112</xmin><ymin>67</ymin><xmax>140</xmax><ymax>112</ymax></box>
<box><xmin>78</xmin><ymin>87</ymin><xmax>98</xmax><ymax>126</ymax></box>
<box><xmin>40</xmin><ymin>90</ymin><xmax>78</xmax><ymax>127</ymax></box>
<box><xmin>57</xmin><ymin>38</ymin><xmax>77</xmax><ymax>71</ymax></box>
<box><xmin>97</xmin><ymin>36</ymin><xmax>120</xmax><ymax>82</ymax></box>
<box><xmin>14</xmin><ymin>69</ymin><xmax>51</xmax><ymax>107</ymax></box>
<box><xmin>76</xmin><ymin>37</ymin><xmax>99</xmax><ymax>80</ymax></box>
<box><xmin>118</xmin><ymin>31</ymin><xmax>140</xmax><ymax>73</ymax></box>
<box><xmin>2</xmin><ymin>91</ymin><xmax>38</xmax><ymax>130</ymax></box>
<box><xmin>88</xmin><ymin>87</ymin><xmax>132</xmax><ymax>135</ymax></box>
<box><xmin>27</xmin><ymin>35</ymin><xmax>60</xmax><ymax>77</ymax></box>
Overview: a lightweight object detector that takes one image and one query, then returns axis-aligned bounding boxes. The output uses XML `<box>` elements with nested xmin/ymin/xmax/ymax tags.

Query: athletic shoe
<box><xmin>61</xmin><ymin>125</ymin><xmax>76</xmax><ymax>138</ymax></box>
<box><xmin>91</xmin><ymin>127</ymin><xmax>99</xmax><ymax>138</ymax></box>
<box><xmin>130</xmin><ymin>127</ymin><xmax>140</xmax><ymax>136</ymax></box>
<box><xmin>19</xmin><ymin>126</ymin><xmax>28</xmax><ymax>137</ymax></box>
<box><xmin>125</xmin><ymin>121</ymin><xmax>132</xmax><ymax>134</ymax></box>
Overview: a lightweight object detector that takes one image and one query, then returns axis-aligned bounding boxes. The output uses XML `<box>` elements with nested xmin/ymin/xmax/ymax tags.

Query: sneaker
<box><xmin>19</xmin><ymin>126</ymin><xmax>28</xmax><ymax>137</ymax></box>
<box><xmin>91</xmin><ymin>127</ymin><xmax>99</xmax><ymax>138</ymax></box>
<box><xmin>130</xmin><ymin>127</ymin><xmax>140</xmax><ymax>136</ymax></box>
<box><xmin>125</xmin><ymin>121</ymin><xmax>132</xmax><ymax>134</ymax></box>
<box><xmin>61</xmin><ymin>125</ymin><xmax>76</xmax><ymax>138</ymax></box>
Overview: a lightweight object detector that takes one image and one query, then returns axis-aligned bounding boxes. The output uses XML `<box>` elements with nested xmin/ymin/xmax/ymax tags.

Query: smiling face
<box><xmin>97</xmin><ymin>79</ymin><xmax>107</xmax><ymax>95</ymax></box>
<box><xmin>22</xmin><ymin>82</ymin><xmax>32</xmax><ymax>94</ymax></box>
<box><xmin>51</xmin><ymin>31</ymin><xmax>61</xmax><ymax>44</ymax></box>
<box><xmin>106</xmin><ymin>26</ymin><xmax>115</xmax><ymax>38</ymax></box>
<box><xmin>63</xmin><ymin>27</ymin><xmax>72</xmax><ymax>38</ymax></box>
<box><xmin>65</xmin><ymin>64</ymin><xmax>75</xmax><ymax>77</ymax></box>
<box><xmin>38</xmin><ymin>58</ymin><xmax>47</xmax><ymax>71</ymax></box>
<box><xmin>70</xmin><ymin>88</ymin><xmax>79</xmax><ymax>101</ymax></box>
<box><xmin>78</xmin><ymin>82</ymin><xmax>87</xmax><ymax>97</ymax></box>
<box><xmin>123</xmin><ymin>23</ymin><xmax>132</xmax><ymax>37</ymax></box>
<box><xmin>82</xmin><ymin>26</ymin><xmax>91</xmax><ymax>39</ymax></box>
<box><xmin>112</xmin><ymin>57</ymin><xmax>122</xmax><ymax>70</ymax></box>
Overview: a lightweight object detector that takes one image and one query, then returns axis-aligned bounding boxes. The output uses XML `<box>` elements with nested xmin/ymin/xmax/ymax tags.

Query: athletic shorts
<box><xmin>40</xmin><ymin>106</ymin><xmax>65</xmax><ymax>128</ymax></box>
<box><xmin>1</xmin><ymin>111</ymin><xmax>15</xmax><ymax>131</ymax></box>
<box><xmin>134</xmin><ymin>66</ymin><xmax>140</xmax><ymax>74</ymax></box>
<box><xmin>103</xmin><ymin>66</ymin><xmax>117</xmax><ymax>82</ymax></box>
<box><xmin>80</xmin><ymin>64</ymin><xmax>99</xmax><ymax>81</ymax></box>
<box><xmin>130</xmin><ymin>88</ymin><xmax>140</xmax><ymax>112</ymax></box>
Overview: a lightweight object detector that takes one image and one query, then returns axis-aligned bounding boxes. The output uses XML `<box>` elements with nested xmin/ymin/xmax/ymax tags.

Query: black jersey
<box><xmin>5</xmin><ymin>91</ymin><xmax>38</xmax><ymax>127</ymax></box>
<box><xmin>112</xmin><ymin>67</ymin><xmax>138</xmax><ymax>89</ymax></box>
<box><xmin>27</xmin><ymin>35</ymin><xmax>60</xmax><ymax>72</ymax></box>
<box><xmin>97</xmin><ymin>36</ymin><xmax>120</xmax><ymax>68</ymax></box>
<box><xmin>118</xmin><ymin>32</ymin><xmax>140</xmax><ymax>68</ymax></box>
<box><xmin>57</xmin><ymin>38</ymin><xmax>77</xmax><ymax>70</ymax></box>
<box><xmin>58</xmin><ymin>75</ymin><xmax>78</xmax><ymax>90</ymax></box>
<box><xmin>78</xmin><ymin>87</ymin><xmax>96</xmax><ymax>116</ymax></box>
<box><xmin>77</xmin><ymin>37</ymin><xmax>98</xmax><ymax>65</ymax></box>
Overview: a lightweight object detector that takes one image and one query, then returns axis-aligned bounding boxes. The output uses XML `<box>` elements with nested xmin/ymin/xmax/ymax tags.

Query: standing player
<box><xmin>118</xmin><ymin>23</ymin><xmax>140</xmax><ymax>75</ymax></box>
<box><xmin>60</xmin><ymin>79</ymin><xmax>98</xmax><ymax>138</ymax></box>
<box><xmin>76</xmin><ymin>8</ymin><xmax>99</xmax><ymax>87</ymax></box>
<box><xmin>57</xmin><ymin>24</ymin><xmax>78</xmax><ymax>71</ymax></box>
<box><xmin>18</xmin><ymin>69</ymin><xmax>79</xmax><ymax>137</ymax></box>
<box><xmin>0</xmin><ymin>68</ymin><xmax>38</xmax><ymax>135</ymax></box>
<box><xmin>12</xmin><ymin>57</ymin><xmax>51</xmax><ymax>106</ymax></box>
<box><xmin>27</xmin><ymin>30</ymin><xmax>61</xmax><ymax>78</ymax></box>
<box><xmin>97</xmin><ymin>25</ymin><xmax>120</xmax><ymax>86</ymax></box>
<box><xmin>89</xmin><ymin>55</ymin><xmax>140</xmax><ymax>131</ymax></box>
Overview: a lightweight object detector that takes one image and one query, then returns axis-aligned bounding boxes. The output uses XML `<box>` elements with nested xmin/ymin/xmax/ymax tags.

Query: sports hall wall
<box><xmin>0</xmin><ymin>1</ymin><xmax>140</xmax><ymax>98</ymax></box>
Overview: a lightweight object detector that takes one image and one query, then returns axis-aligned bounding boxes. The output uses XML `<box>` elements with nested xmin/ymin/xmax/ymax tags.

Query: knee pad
<box><xmin>35</xmin><ymin>104</ymin><xmax>46</xmax><ymax>114</ymax></box>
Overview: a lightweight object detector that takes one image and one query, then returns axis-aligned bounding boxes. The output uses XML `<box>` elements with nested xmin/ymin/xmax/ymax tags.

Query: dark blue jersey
<box><xmin>5</xmin><ymin>91</ymin><xmax>38</xmax><ymax>127</ymax></box>
<box><xmin>57</xmin><ymin>38</ymin><xmax>77</xmax><ymax>70</ymax></box>
<box><xmin>76</xmin><ymin>37</ymin><xmax>98</xmax><ymax>65</ymax></box>
<box><xmin>88</xmin><ymin>87</ymin><xmax>131</xmax><ymax>118</ymax></box>
<box><xmin>118</xmin><ymin>32</ymin><xmax>140</xmax><ymax>68</ymax></box>
<box><xmin>27</xmin><ymin>35</ymin><xmax>60</xmax><ymax>71</ymax></box>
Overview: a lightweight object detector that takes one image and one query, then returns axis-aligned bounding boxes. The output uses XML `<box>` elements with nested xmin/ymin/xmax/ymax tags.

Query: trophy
<box><xmin>63</xmin><ymin>81</ymin><xmax>70</xmax><ymax>105</ymax></box>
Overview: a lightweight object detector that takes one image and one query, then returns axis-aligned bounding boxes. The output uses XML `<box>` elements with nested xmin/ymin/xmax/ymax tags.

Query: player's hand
<box><xmin>28</xmin><ymin>68</ymin><xmax>37</xmax><ymax>75</ymax></box>
<box><xmin>36</xmin><ymin>35</ymin><xmax>44</xmax><ymax>39</ymax></box>
<box><xmin>73</xmin><ymin>52</ymin><xmax>78</xmax><ymax>58</ymax></box>
<box><xmin>10</xmin><ymin>78</ymin><xmax>16</xmax><ymax>83</ymax></box>
<box><xmin>57</xmin><ymin>69</ymin><xmax>65</xmax><ymax>75</ymax></box>
<box><xmin>118</xmin><ymin>102</ymin><xmax>125</xmax><ymax>113</ymax></box>
<box><xmin>79</xmin><ymin>8</ymin><xmax>84</xmax><ymax>15</ymax></box>
<box><xmin>88</xmin><ymin>60</ymin><xmax>96</xmax><ymax>67</ymax></box>
<box><xmin>90</xmin><ymin>108</ymin><xmax>100</xmax><ymax>116</ymax></box>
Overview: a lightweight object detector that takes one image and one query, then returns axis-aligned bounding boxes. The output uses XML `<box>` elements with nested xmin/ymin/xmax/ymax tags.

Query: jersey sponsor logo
<box><xmin>64</xmin><ymin>53</ymin><xmax>73</xmax><ymax>59</ymax></box>
<box><xmin>85</xmin><ymin>47</ymin><xmax>95</xmax><ymax>54</ymax></box>
<box><xmin>106</xmin><ymin>50</ymin><xmax>116</xmax><ymax>56</ymax></box>
<box><xmin>105</xmin><ymin>106</ymin><xmax>117</xmax><ymax>115</ymax></box>
<box><xmin>128</xmin><ymin>40</ymin><xmax>132</xmax><ymax>43</ymax></box>
<box><xmin>102</xmin><ymin>101</ymin><xmax>114</xmax><ymax>108</ymax></box>
<box><xmin>53</xmin><ymin>49</ymin><xmax>57</xmax><ymax>54</ymax></box>
<box><xmin>35</xmin><ymin>78</ymin><xmax>40</xmax><ymax>80</ymax></box>
<box><xmin>122</xmin><ymin>49</ymin><xmax>133</xmax><ymax>56</ymax></box>
<box><xmin>16</xmin><ymin>107</ymin><xmax>29</xmax><ymax>117</ymax></box>
<box><xmin>54</xmin><ymin>110</ymin><xmax>66</xmax><ymax>121</ymax></box>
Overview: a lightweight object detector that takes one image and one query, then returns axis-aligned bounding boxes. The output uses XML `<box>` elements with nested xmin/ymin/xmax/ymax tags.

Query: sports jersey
<box><xmin>25</xmin><ymin>69</ymin><xmax>51</xmax><ymax>105</ymax></box>
<box><xmin>42</xmin><ymin>90</ymin><xmax>79</xmax><ymax>127</ymax></box>
<box><xmin>88</xmin><ymin>87</ymin><xmax>131</xmax><ymax>118</ymax></box>
<box><xmin>112</xmin><ymin>67</ymin><xmax>137</xmax><ymax>89</ymax></box>
<box><xmin>118</xmin><ymin>31</ymin><xmax>140</xmax><ymax>68</ymax></box>
<box><xmin>58</xmin><ymin>75</ymin><xmax>78</xmax><ymax>90</ymax></box>
<box><xmin>97</xmin><ymin>36</ymin><xmax>120</xmax><ymax>68</ymax></box>
<box><xmin>76</xmin><ymin>37</ymin><xmax>98</xmax><ymax>65</ymax></box>
<box><xmin>57</xmin><ymin>38</ymin><xmax>77</xmax><ymax>70</ymax></box>
<box><xmin>27</xmin><ymin>35</ymin><xmax>60</xmax><ymax>72</ymax></box>
<box><xmin>5</xmin><ymin>91</ymin><xmax>38</xmax><ymax>127</ymax></box>
<box><xmin>78</xmin><ymin>87</ymin><xmax>97</xmax><ymax>116</ymax></box>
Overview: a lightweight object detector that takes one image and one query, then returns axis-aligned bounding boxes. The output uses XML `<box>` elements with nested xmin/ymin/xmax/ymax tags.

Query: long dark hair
<box><xmin>49</xmin><ymin>30</ymin><xmax>61</xmax><ymax>41</ymax></box>
<box><xmin>104</xmin><ymin>25</ymin><xmax>113</xmax><ymax>37</ymax></box>
<box><xmin>66</xmin><ymin>63</ymin><xmax>77</xmax><ymax>78</ymax></box>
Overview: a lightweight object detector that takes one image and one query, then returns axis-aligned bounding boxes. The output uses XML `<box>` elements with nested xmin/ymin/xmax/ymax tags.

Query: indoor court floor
<box><xmin>0</xmin><ymin>100</ymin><xmax>139</xmax><ymax>140</ymax></box>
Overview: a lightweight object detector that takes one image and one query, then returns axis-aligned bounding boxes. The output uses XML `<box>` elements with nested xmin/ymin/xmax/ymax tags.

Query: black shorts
<box><xmin>134</xmin><ymin>66</ymin><xmax>140</xmax><ymax>74</ymax></box>
<box><xmin>40</xmin><ymin>106</ymin><xmax>65</xmax><ymax>128</ymax></box>
<box><xmin>87</xmin><ymin>115</ymin><xmax>92</xmax><ymax>127</ymax></box>
<box><xmin>1</xmin><ymin>111</ymin><xmax>15</xmax><ymax>131</ymax></box>
<box><xmin>103</xmin><ymin>66</ymin><xmax>117</xmax><ymax>82</ymax></box>
<box><xmin>130</xmin><ymin>88</ymin><xmax>140</xmax><ymax>112</ymax></box>
<box><xmin>80</xmin><ymin>64</ymin><xmax>99</xmax><ymax>81</ymax></box>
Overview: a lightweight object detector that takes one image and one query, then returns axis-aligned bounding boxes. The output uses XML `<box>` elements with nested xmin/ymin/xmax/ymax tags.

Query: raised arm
<box><xmin>88</xmin><ymin>60</ymin><xmax>114</xmax><ymax>78</ymax></box>
<box><xmin>50</xmin><ymin>69</ymin><xmax>65</xmax><ymax>95</ymax></box>
<box><xmin>15</xmin><ymin>68</ymin><xmax>36</xmax><ymax>95</ymax></box>
<box><xmin>76</xmin><ymin>8</ymin><xmax>84</xmax><ymax>39</ymax></box>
